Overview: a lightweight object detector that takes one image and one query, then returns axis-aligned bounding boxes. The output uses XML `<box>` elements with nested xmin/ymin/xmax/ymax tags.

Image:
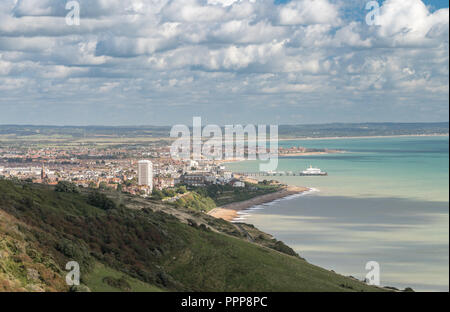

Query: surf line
<box><xmin>231</xmin><ymin>187</ymin><xmax>320</xmax><ymax>223</ymax></box>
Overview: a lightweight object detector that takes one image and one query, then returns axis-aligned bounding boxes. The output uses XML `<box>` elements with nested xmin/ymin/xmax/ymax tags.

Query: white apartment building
<box><xmin>138</xmin><ymin>160</ymin><xmax>153</xmax><ymax>190</ymax></box>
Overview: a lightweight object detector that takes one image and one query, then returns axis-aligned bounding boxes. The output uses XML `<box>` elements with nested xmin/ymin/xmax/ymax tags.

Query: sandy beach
<box><xmin>208</xmin><ymin>185</ymin><xmax>309</xmax><ymax>222</ymax></box>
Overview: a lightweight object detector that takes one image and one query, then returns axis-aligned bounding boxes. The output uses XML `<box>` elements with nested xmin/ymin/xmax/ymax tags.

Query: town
<box><xmin>0</xmin><ymin>144</ymin><xmax>246</xmax><ymax>196</ymax></box>
<box><xmin>0</xmin><ymin>138</ymin><xmax>341</xmax><ymax>199</ymax></box>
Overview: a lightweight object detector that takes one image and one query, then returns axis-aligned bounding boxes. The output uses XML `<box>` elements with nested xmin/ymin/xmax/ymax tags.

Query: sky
<box><xmin>0</xmin><ymin>0</ymin><xmax>448</xmax><ymax>126</ymax></box>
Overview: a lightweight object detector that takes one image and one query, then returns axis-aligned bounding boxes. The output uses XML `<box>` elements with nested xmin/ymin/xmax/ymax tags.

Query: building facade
<box><xmin>153</xmin><ymin>176</ymin><xmax>175</xmax><ymax>190</ymax></box>
<box><xmin>179</xmin><ymin>171</ymin><xmax>215</xmax><ymax>187</ymax></box>
<box><xmin>138</xmin><ymin>160</ymin><xmax>153</xmax><ymax>191</ymax></box>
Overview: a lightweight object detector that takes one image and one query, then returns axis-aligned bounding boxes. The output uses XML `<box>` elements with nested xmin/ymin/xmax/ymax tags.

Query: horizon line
<box><xmin>0</xmin><ymin>121</ymin><xmax>449</xmax><ymax>128</ymax></box>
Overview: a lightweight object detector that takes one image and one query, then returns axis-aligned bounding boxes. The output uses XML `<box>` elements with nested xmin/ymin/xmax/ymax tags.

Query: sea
<box><xmin>225</xmin><ymin>135</ymin><xmax>449</xmax><ymax>291</ymax></box>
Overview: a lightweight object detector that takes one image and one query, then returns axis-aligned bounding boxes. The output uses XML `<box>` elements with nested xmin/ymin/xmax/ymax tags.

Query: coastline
<box><xmin>208</xmin><ymin>185</ymin><xmax>309</xmax><ymax>222</ymax></box>
<box><xmin>278</xmin><ymin>133</ymin><xmax>449</xmax><ymax>141</ymax></box>
<box><xmin>184</xmin><ymin>135</ymin><xmax>448</xmax><ymax>166</ymax></box>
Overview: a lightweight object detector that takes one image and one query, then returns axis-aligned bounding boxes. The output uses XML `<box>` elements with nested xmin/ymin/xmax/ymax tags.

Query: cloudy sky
<box><xmin>0</xmin><ymin>0</ymin><xmax>448</xmax><ymax>126</ymax></box>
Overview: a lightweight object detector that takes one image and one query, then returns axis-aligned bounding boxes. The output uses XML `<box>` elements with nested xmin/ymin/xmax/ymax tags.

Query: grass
<box><xmin>162</xmin><ymin>218</ymin><xmax>384</xmax><ymax>292</ymax></box>
<box><xmin>174</xmin><ymin>192</ymin><xmax>216</xmax><ymax>212</ymax></box>
<box><xmin>83</xmin><ymin>263</ymin><xmax>163</xmax><ymax>292</ymax></box>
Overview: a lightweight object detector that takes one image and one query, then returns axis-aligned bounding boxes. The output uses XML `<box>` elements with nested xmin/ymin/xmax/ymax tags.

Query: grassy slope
<box><xmin>0</xmin><ymin>210</ymin><xmax>67</xmax><ymax>292</ymax></box>
<box><xmin>193</xmin><ymin>184</ymin><xmax>280</xmax><ymax>207</ymax></box>
<box><xmin>169</xmin><ymin>184</ymin><xmax>281</xmax><ymax>213</ymax></box>
<box><xmin>83</xmin><ymin>263</ymin><xmax>163</xmax><ymax>292</ymax></box>
<box><xmin>161</xmin><ymin>220</ymin><xmax>379</xmax><ymax>292</ymax></box>
<box><xmin>0</xmin><ymin>180</ymin><xmax>385</xmax><ymax>292</ymax></box>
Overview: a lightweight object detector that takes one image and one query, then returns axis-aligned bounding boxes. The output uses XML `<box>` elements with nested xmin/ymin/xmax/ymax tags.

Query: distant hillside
<box><xmin>277</xmin><ymin>122</ymin><xmax>449</xmax><ymax>138</ymax></box>
<box><xmin>0</xmin><ymin>122</ymin><xmax>447</xmax><ymax>141</ymax></box>
<box><xmin>0</xmin><ymin>180</ymin><xmax>388</xmax><ymax>292</ymax></box>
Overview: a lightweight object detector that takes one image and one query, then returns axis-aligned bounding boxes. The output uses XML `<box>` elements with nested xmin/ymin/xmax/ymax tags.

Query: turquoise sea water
<box><xmin>225</xmin><ymin>136</ymin><xmax>449</xmax><ymax>291</ymax></box>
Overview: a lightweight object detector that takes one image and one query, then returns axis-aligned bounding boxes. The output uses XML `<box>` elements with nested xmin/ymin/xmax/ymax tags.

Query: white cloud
<box><xmin>374</xmin><ymin>0</ymin><xmax>449</xmax><ymax>47</ymax></box>
<box><xmin>278</xmin><ymin>0</ymin><xmax>340</xmax><ymax>26</ymax></box>
<box><xmin>0</xmin><ymin>0</ymin><xmax>448</xmax><ymax>124</ymax></box>
<box><xmin>0</xmin><ymin>55</ymin><xmax>12</xmax><ymax>75</ymax></box>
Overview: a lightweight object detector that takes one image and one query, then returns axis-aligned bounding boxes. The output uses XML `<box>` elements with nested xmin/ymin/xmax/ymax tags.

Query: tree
<box><xmin>55</xmin><ymin>181</ymin><xmax>80</xmax><ymax>194</ymax></box>
<box><xmin>98</xmin><ymin>182</ymin><xmax>109</xmax><ymax>190</ymax></box>
<box><xmin>87</xmin><ymin>191</ymin><xmax>117</xmax><ymax>210</ymax></box>
<box><xmin>177</xmin><ymin>185</ymin><xmax>187</xmax><ymax>194</ymax></box>
<box><xmin>151</xmin><ymin>189</ymin><xmax>164</xmax><ymax>200</ymax></box>
<box><xmin>163</xmin><ymin>189</ymin><xmax>176</xmax><ymax>197</ymax></box>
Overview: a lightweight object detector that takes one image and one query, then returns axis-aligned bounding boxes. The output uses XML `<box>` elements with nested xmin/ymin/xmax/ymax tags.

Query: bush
<box><xmin>87</xmin><ymin>191</ymin><xmax>117</xmax><ymax>210</ymax></box>
<box><xmin>175</xmin><ymin>192</ymin><xmax>216</xmax><ymax>212</ymax></box>
<box><xmin>98</xmin><ymin>182</ymin><xmax>109</xmax><ymax>190</ymax></box>
<box><xmin>102</xmin><ymin>276</ymin><xmax>131</xmax><ymax>291</ymax></box>
<box><xmin>152</xmin><ymin>190</ymin><xmax>164</xmax><ymax>200</ymax></box>
<box><xmin>271</xmin><ymin>241</ymin><xmax>300</xmax><ymax>257</ymax></box>
<box><xmin>55</xmin><ymin>181</ymin><xmax>80</xmax><ymax>194</ymax></box>
<box><xmin>163</xmin><ymin>189</ymin><xmax>176</xmax><ymax>197</ymax></box>
<box><xmin>69</xmin><ymin>285</ymin><xmax>91</xmax><ymax>292</ymax></box>
<box><xmin>176</xmin><ymin>186</ymin><xmax>187</xmax><ymax>194</ymax></box>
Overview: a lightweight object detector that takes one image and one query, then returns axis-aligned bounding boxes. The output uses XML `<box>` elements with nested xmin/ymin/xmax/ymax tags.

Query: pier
<box><xmin>234</xmin><ymin>170</ymin><xmax>328</xmax><ymax>177</ymax></box>
<box><xmin>235</xmin><ymin>171</ymin><xmax>301</xmax><ymax>177</ymax></box>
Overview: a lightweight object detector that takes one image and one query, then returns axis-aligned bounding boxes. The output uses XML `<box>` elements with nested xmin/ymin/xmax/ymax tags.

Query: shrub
<box><xmin>163</xmin><ymin>189</ymin><xmax>176</xmax><ymax>197</ymax></box>
<box><xmin>102</xmin><ymin>276</ymin><xmax>131</xmax><ymax>291</ymax></box>
<box><xmin>87</xmin><ymin>191</ymin><xmax>117</xmax><ymax>210</ymax></box>
<box><xmin>177</xmin><ymin>186</ymin><xmax>187</xmax><ymax>194</ymax></box>
<box><xmin>151</xmin><ymin>190</ymin><xmax>164</xmax><ymax>200</ymax></box>
<box><xmin>55</xmin><ymin>181</ymin><xmax>80</xmax><ymax>194</ymax></box>
<box><xmin>98</xmin><ymin>182</ymin><xmax>109</xmax><ymax>190</ymax></box>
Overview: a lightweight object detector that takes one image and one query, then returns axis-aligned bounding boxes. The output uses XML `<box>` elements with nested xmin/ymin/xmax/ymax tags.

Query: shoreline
<box><xmin>208</xmin><ymin>185</ymin><xmax>309</xmax><ymax>222</ymax></box>
<box><xmin>217</xmin><ymin>135</ymin><xmax>448</xmax><ymax>164</ymax></box>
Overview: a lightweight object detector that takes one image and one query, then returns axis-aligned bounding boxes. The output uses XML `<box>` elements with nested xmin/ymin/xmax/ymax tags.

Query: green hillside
<box><xmin>0</xmin><ymin>180</ymin><xmax>386</xmax><ymax>292</ymax></box>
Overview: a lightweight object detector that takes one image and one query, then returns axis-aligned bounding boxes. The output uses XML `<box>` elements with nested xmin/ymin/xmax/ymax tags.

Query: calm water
<box><xmin>226</xmin><ymin>136</ymin><xmax>449</xmax><ymax>291</ymax></box>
